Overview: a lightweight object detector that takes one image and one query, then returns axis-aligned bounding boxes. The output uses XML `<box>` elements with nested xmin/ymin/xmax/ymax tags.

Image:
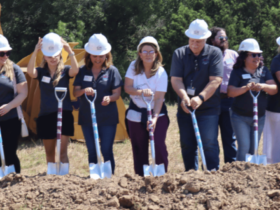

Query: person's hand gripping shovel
<box><xmin>85</xmin><ymin>90</ymin><xmax>112</xmax><ymax>179</ymax></box>
<box><xmin>186</xmin><ymin>105</ymin><xmax>208</xmax><ymax>171</ymax></box>
<box><xmin>142</xmin><ymin>92</ymin><xmax>166</xmax><ymax>177</ymax></box>
<box><xmin>0</xmin><ymin>127</ymin><xmax>15</xmax><ymax>179</ymax></box>
<box><xmin>47</xmin><ymin>87</ymin><xmax>69</xmax><ymax>175</ymax></box>
<box><xmin>245</xmin><ymin>90</ymin><xmax>267</xmax><ymax>165</ymax></box>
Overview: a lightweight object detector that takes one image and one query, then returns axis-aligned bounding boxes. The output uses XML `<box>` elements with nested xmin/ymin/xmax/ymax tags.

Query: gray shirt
<box><xmin>36</xmin><ymin>65</ymin><xmax>73</xmax><ymax>117</ymax></box>
<box><xmin>73</xmin><ymin>65</ymin><xmax>123</xmax><ymax>126</ymax></box>
<box><xmin>170</xmin><ymin>44</ymin><xmax>223</xmax><ymax>116</ymax></box>
<box><xmin>0</xmin><ymin>64</ymin><xmax>26</xmax><ymax>122</ymax></box>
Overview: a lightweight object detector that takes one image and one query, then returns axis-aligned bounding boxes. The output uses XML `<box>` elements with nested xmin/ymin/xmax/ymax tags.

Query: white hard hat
<box><xmin>0</xmin><ymin>35</ymin><xmax>12</xmax><ymax>51</ymax></box>
<box><xmin>276</xmin><ymin>37</ymin><xmax>280</xmax><ymax>46</ymax></box>
<box><xmin>41</xmin><ymin>33</ymin><xmax>63</xmax><ymax>57</ymax></box>
<box><xmin>137</xmin><ymin>36</ymin><xmax>160</xmax><ymax>51</ymax></box>
<box><xmin>185</xmin><ymin>19</ymin><xmax>212</xmax><ymax>40</ymax></box>
<box><xmin>84</xmin><ymin>34</ymin><xmax>111</xmax><ymax>55</ymax></box>
<box><xmin>238</xmin><ymin>38</ymin><xmax>262</xmax><ymax>53</ymax></box>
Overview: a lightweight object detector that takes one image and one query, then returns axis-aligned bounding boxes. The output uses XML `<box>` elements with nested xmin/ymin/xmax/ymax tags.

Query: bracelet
<box><xmin>198</xmin><ymin>94</ymin><xmax>204</xmax><ymax>102</ymax></box>
<box><xmin>68</xmin><ymin>52</ymin><xmax>75</xmax><ymax>57</ymax></box>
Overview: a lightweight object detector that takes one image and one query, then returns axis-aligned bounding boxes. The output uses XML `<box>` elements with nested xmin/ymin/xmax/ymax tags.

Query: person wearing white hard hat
<box><xmin>227</xmin><ymin>38</ymin><xmax>277</xmax><ymax>161</ymax></box>
<box><xmin>170</xmin><ymin>19</ymin><xmax>223</xmax><ymax>171</ymax></box>
<box><xmin>263</xmin><ymin>37</ymin><xmax>280</xmax><ymax>164</ymax></box>
<box><xmin>0</xmin><ymin>35</ymin><xmax>28</xmax><ymax>173</ymax></box>
<box><xmin>124</xmin><ymin>36</ymin><xmax>169</xmax><ymax>176</ymax></box>
<box><xmin>27</xmin><ymin>32</ymin><xmax>79</xmax><ymax>169</ymax></box>
<box><xmin>207</xmin><ymin>27</ymin><xmax>238</xmax><ymax>164</ymax></box>
<box><xmin>73</xmin><ymin>34</ymin><xmax>122</xmax><ymax>174</ymax></box>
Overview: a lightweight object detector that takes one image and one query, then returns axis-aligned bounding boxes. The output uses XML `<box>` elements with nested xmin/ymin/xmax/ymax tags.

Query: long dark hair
<box><xmin>233</xmin><ymin>51</ymin><xmax>263</xmax><ymax>69</ymax></box>
<box><xmin>206</xmin><ymin>26</ymin><xmax>226</xmax><ymax>45</ymax></box>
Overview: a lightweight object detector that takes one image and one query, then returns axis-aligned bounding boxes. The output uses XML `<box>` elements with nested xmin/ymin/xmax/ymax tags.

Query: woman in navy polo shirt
<box><xmin>228</xmin><ymin>38</ymin><xmax>277</xmax><ymax>161</ymax></box>
<box><xmin>27</xmin><ymin>33</ymin><xmax>79</xmax><ymax>170</ymax></box>
<box><xmin>73</xmin><ymin>34</ymin><xmax>122</xmax><ymax>174</ymax></box>
<box><xmin>0</xmin><ymin>35</ymin><xmax>28</xmax><ymax>173</ymax></box>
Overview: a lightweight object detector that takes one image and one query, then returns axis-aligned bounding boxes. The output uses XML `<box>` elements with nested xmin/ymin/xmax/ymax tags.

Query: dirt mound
<box><xmin>1</xmin><ymin>162</ymin><xmax>280</xmax><ymax>210</ymax></box>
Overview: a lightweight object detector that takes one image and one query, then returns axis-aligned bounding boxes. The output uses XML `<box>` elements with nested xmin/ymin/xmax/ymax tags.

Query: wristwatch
<box><xmin>198</xmin><ymin>94</ymin><xmax>204</xmax><ymax>102</ymax></box>
<box><xmin>68</xmin><ymin>52</ymin><xmax>75</xmax><ymax>57</ymax></box>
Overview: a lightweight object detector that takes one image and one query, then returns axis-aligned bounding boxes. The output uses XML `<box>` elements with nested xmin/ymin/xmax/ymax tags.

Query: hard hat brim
<box><xmin>41</xmin><ymin>48</ymin><xmax>62</xmax><ymax>57</ymax></box>
<box><xmin>84</xmin><ymin>43</ymin><xmax>112</xmax><ymax>55</ymax></box>
<box><xmin>276</xmin><ymin>37</ymin><xmax>280</xmax><ymax>46</ymax></box>
<box><xmin>185</xmin><ymin>29</ymin><xmax>212</xmax><ymax>40</ymax></box>
<box><xmin>0</xmin><ymin>46</ymin><xmax>12</xmax><ymax>51</ymax></box>
<box><xmin>137</xmin><ymin>41</ymin><xmax>160</xmax><ymax>52</ymax></box>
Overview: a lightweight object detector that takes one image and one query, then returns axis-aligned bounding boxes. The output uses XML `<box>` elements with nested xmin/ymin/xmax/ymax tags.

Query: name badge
<box><xmin>225</xmin><ymin>58</ymin><xmax>233</xmax><ymax>64</ymax></box>
<box><xmin>187</xmin><ymin>87</ymin><xmax>195</xmax><ymax>96</ymax></box>
<box><xmin>84</xmin><ymin>75</ymin><xmax>93</xmax><ymax>82</ymax></box>
<box><xmin>242</xmin><ymin>74</ymin><xmax>251</xmax><ymax>79</ymax></box>
<box><xmin>42</xmin><ymin>76</ymin><xmax>51</xmax><ymax>83</ymax></box>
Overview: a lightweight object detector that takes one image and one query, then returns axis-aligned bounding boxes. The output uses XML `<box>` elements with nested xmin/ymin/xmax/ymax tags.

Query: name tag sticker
<box><xmin>187</xmin><ymin>87</ymin><xmax>195</xmax><ymax>96</ymax></box>
<box><xmin>42</xmin><ymin>76</ymin><xmax>51</xmax><ymax>83</ymax></box>
<box><xmin>225</xmin><ymin>58</ymin><xmax>234</xmax><ymax>64</ymax></box>
<box><xmin>84</xmin><ymin>75</ymin><xmax>93</xmax><ymax>82</ymax></box>
<box><xmin>242</xmin><ymin>74</ymin><xmax>251</xmax><ymax>79</ymax></box>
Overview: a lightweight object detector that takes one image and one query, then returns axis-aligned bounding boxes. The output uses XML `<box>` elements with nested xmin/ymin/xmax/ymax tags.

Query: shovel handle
<box><xmin>0</xmin><ymin>128</ymin><xmax>6</xmax><ymax>172</ymax></box>
<box><xmin>251</xmin><ymin>91</ymin><xmax>259</xmax><ymax>155</ymax></box>
<box><xmin>55</xmin><ymin>87</ymin><xmax>67</xmax><ymax>102</ymax></box>
<box><xmin>84</xmin><ymin>90</ymin><xmax>97</xmax><ymax>103</ymax></box>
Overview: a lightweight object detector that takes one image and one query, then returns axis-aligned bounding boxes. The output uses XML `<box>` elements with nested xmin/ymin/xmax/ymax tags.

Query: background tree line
<box><xmin>2</xmin><ymin>0</ymin><xmax>280</xmax><ymax>102</ymax></box>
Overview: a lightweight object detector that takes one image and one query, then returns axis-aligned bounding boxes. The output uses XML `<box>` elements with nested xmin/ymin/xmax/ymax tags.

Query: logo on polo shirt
<box><xmin>102</xmin><ymin>74</ymin><xmax>108</xmax><ymax>81</ymax></box>
<box><xmin>97</xmin><ymin>46</ymin><xmax>102</xmax><ymax>50</ymax></box>
<box><xmin>202</xmin><ymin>58</ymin><xmax>209</xmax><ymax>65</ymax></box>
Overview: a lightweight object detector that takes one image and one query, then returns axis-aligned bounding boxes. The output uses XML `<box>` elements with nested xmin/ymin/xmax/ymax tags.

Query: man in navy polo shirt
<box><xmin>170</xmin><ymin>19</ymin><xmax>223</xmax><ymax>171</ymax></box>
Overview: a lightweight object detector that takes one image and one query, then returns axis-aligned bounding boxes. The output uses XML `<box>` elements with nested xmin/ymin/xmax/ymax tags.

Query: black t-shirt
<box><xmin>36</xmin><ymin>65</ymin><xmax>73</xmax><ymax>117</ymax></box>
<box><xmin>170</xmin><ymin>44</ymin><xmax>223</xmax><ymax>116</ymax></box>
<box><xmin>0</xmin><ymin>64</ymin><xmax>26</xmax><ymax>122</ymax></box>
<box><xmin>229</xmin><ymin>66</ymin><xmax>273</xmax><ymax>117</ymax></box>
<box><xmin>73</xmin><ymin>65</ymin><xmax>123</xmax><ymax>126</ymax></box>
<box><xmin>267</xmin><ymin>54</ymin><xmax>280</xmax><ymax>113</ymax></box>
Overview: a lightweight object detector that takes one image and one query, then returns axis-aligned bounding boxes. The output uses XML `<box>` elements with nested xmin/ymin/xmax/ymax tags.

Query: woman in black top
<box><xmin>228</xmin><ymin>38</ymin><xmax>277</xmax><ymax>161</ymax></box>
<box><xmin>0</xmin><ymin>35</ymin><xmax>28</xmax><ymax>173</ymax></box>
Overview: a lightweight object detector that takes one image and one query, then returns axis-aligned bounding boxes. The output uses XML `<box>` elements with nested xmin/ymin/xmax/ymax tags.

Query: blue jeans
<box><xmin>229</xmin><ymin>109</ymin><xmax>265</xmax><ymax>161</ymax></box>
<box><xmin>177</xmin><ymin>113</ymin><xmax>219</xmax><ymax>171</ymax></box>
<box><xmin>81</xmin><ymin>124</ymin><xmax>117</xmax><ymax>174</ymax></box>
<box><xmin>219</xmin><ymin>98</ymin><xmax>237</xmax><ymax>163</ymax></box>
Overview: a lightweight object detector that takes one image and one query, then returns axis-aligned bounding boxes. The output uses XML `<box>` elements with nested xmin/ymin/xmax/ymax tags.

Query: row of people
<box><xmin>0</xmin><ymin>19</ymin><xmax>279</xmax><ymax>177</ymax></box>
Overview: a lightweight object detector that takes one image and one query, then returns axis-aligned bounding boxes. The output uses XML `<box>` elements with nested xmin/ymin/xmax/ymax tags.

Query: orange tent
<box><xmin>17</xmin><ymin>43</ymin><xmax>129</xmax><ymax>142</ymax></box>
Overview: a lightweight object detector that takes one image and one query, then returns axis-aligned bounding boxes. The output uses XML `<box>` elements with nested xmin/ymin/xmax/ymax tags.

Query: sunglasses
<box><xmin>219</xmin><ymin>36</ymin><xmax>228</xmax><ymax>41</ymax></box>
<box><xmin>0</xmin><ymin>51</ymin><xmax>11</xmax><ymax>57</ymax></box>
<box><xmin>250</xmin><ymin>53</ymin><xmax>262</xmax><ymax>58</ymax></box>
<box><xmin>141</xmin><ymin>50</ymin><xmax>155</xmax><ymax>55</ymax></box>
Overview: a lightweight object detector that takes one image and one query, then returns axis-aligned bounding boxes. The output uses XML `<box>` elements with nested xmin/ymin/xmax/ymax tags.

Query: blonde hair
<box><xmin>134</xmin><ymin>43</ymin><xmax>163</xmax><ymax>77</ymax></box>
<box><xmin>84</xmin><ymin>52</ymin><xmax>113</xmax><ymax>70</ymax></box>
<box><xmin>0</xmin><ymin>59</ymin><xmax>14</xmax><ymax>80</ymax></box>
<box><xmin>40</xmin><ymin>56</ymin><xmax>64</xmax><ymax>87</ymax></box>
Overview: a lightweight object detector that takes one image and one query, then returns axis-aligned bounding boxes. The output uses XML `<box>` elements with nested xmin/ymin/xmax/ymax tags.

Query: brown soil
<box><xmin>1</xmin><ymin>162</ymin><xmax>280</xmax><ymax>210</ymax></box>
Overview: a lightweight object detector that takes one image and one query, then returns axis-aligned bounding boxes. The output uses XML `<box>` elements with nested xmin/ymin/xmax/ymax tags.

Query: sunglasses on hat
<box><xmin>250</xmin><ymin>53</ymin><xmax>262</xmax><ymax>58</ymax></box>
<box><xmin>0</xmin><ymin>51</ymin><xmax>11</xmax><ymax>57</ymax></box>
<box><xmin>219</xmin><ymin>36</ymin><xmax>228</xmax><ymax>41</ymax></box>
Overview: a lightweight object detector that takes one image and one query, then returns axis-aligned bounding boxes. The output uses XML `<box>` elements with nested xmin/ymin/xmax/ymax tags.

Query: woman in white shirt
<box><xmin>124</xmin><ymin>36</ymin><xmax>169</xmax><ymax>176</ymax></box>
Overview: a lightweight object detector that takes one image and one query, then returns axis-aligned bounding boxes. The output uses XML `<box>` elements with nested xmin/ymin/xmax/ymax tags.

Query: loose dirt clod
<box><xmin>1</xmin><ymin>162</ymin><xmax>280</xmax><ymax>209</ymax></box>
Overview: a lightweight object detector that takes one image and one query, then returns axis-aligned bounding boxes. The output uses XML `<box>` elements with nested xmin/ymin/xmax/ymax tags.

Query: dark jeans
<box><xmin>177</xmin><ymin>113</ymin><xmax>219</xmax><ymax>171</ymax></box>
<box><xmin>219</xmin><ymin>98</ymin><xmax>237</xmax><ymax>163</ymax></box>
<box><xmin>127</xmin><ymin>115</ymin><xmax>169</xmax><ymax>176</ymax></box>
<box><xmin>0</xmin><ymin>118</ymin><xmax>21</xmax><ymax>173</ymax></box>
<box><xmin>81</xmin><ymin>124</ymin><xmax>117</xmax><ymax>174</ymax></box>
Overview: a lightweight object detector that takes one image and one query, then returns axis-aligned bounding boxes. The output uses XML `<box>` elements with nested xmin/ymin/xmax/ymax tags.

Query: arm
<box><xmin>61</xmin><ymin>39</ymin><xmax>79</xmax><ymax>77</ymax></box>
<box><xmin>101</xmin><ymin>87</ymin><xmax>121</xmax><ymax>106</ymax></box>
<box><xmin>227</xmin><ymin>85</ymin><xmax>249</xmax><ymax>98</ymax></box>
<box><xmin>73</xmin><ymin>86</ymin><xmax>95</xmax><ymax>97</ymax></box>
<box><xmin>124</xmin><ymin>77</ymin><xmax>153</xmax><ymax>96</ymax></box>
<box><xmin>0</xmin><ymin>82</ymin><xmax>28</xmax><ymax>116</ymax></box>
<box><xmin>27</xmin><ymin>38</ymin><xmax>42</xmax><ymax>78</ymax></box>
<box><xmin>171</xmin><ymin>77</ymin><xmax>191</xmax><ymax>113</ymax></box>
<box><xmin>257</xmin><ymin>80</ymin><xmax>277</xmax><ymax>95</ymax></box>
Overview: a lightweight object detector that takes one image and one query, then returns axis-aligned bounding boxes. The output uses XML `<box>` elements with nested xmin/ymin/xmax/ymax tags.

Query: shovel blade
<box><xmin>246</xmin><ymin>154</ymin><xmax>267</xmax><ymax>165</ymax></box>
<box><xmin>143</xmin><ymin>163</ymin><xmax>166</xmax><ymax>177</ymax></box>
<box><xmin>0</xmin><ymin>165</ymin><xmax>15</xmax><ymax>179</ymax></box>
<box><xmin>47</xmin><ymin>162</ymin><xmax>69</xmax><ymax>175</ymax></box>
<box><xmin>89</xmin><ymin>161</ymin><xmax>112</xmax><ymax>180</ymax></box>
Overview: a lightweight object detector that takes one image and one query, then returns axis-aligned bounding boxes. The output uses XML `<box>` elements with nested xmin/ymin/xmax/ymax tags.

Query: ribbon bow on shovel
<box><xmin>245</xmin><ymin>90</ymin><xmax>267</xmax><ymax>165</ymax></box>
<box><xmin>142</xmin><ymin>92</ymin><xmax>166</xmax><ymax>177</ymax></box>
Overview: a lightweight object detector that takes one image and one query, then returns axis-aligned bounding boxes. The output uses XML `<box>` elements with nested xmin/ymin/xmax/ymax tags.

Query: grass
<box><xmin>18</xmin><ymin>105</ymin><xmax>263</xmax><ymax>176</ymax></box>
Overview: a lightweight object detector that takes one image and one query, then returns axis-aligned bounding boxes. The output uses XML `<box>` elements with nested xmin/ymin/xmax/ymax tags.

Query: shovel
<box><xmin>0</xmin><ymin>127</ymin><xmax>16</xmax><ymax>179</ymax></box>
<box><xmin>47</xmin><ymin>87</ymin><xmax>69</xmax><ymax>175</ymax></box>
<box><xmin>245</xmin><ymin>90</ymin><xmax>267</xmax><ymax>165</ymax></box>
<box><xmin>142</xmin><ymin>93</ymin><xmax>166</xmax><ymax>177</ymax></box>
<box><xmin>85</xmin><ymin>90</ymin><xmax>112</xmax><ymax>179</ymax></box>
<box><xmin>187</xmin><ymin>107</ymin><xmax>208</xmax><ymax>171</ymax></box>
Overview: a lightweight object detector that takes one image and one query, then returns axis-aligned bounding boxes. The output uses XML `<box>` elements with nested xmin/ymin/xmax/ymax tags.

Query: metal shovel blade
<box><xmin>143</xmin><ymin>163</ymin><xmax>165</xmax><ymax>177</ymax></box>
<box><xmin>47</xmin><ymin>162</ymin><xmax>69</xmax><ymax>175</ymax></box>
<box><xmin>0</xmin><ymin>165</ymin><xmax>15</xmax><ymax>179</ymax></box>
<box><xmin>89</xmin><ymin>161</ymin><xmax>112</xmax><ymax>180</ymax></box>
<box><xmin>246</xmin><ymin>154</ymin><xmax>267</xmax><ymax>165</ymax></box>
